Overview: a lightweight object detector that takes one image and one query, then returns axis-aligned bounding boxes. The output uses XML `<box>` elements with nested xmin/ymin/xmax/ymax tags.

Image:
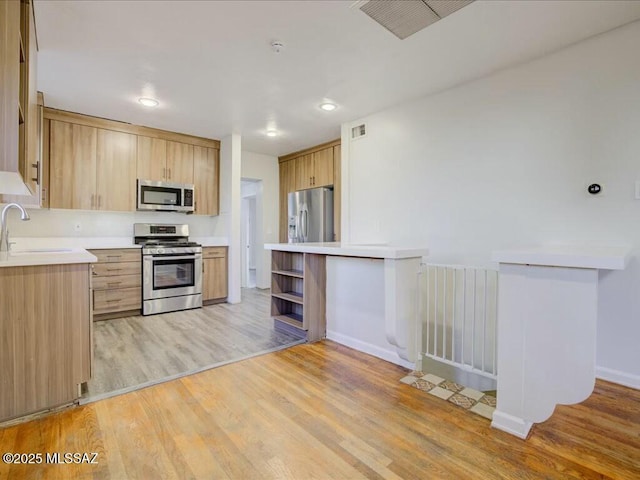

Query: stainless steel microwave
<box><xmin>137</xmin><ymin>179</ymin><xmax>195</xmax><ymax>213</ymax></box>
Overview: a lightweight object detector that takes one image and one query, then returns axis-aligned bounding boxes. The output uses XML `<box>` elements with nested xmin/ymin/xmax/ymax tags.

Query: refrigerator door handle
<box><xmin>301</xmin><ymin>207</ymin><xmax>308</xmax><ymax>241</ymax></box>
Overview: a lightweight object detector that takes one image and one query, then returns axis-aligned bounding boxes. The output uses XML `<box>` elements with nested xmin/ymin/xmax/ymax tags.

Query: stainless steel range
<box><xmin>134</xmin><ymin>223</ymin><xmax>202</xmax><ymax>316</ymax></box>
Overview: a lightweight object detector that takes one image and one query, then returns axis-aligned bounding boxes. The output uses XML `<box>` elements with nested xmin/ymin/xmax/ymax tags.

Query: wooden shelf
<box><xmin>272</xmin><ymin>291</ymin><xmax>303</xmax><ymax>305</ymax></box>
<box><xmin>272</xmin><ymin>269</ymin><xmax>304</xmax><ymax>279</ymax></box>
<box><xmin>274</xmin><ymin>313</ymin><xmax>304</xmax><ymax>329</ymax></box>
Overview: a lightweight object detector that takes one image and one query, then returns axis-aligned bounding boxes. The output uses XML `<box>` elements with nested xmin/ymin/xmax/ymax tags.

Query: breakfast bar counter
<box><xmin>265</xmin><ymin>243</ymin><xmax>428</xmax><ymax>367</ymax></box>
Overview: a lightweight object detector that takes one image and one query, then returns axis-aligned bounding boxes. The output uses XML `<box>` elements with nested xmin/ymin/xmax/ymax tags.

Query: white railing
<box><xmin>419</xmin><ymin>263</ymin><xmax>498</xmax><ymax>380</ymax></box>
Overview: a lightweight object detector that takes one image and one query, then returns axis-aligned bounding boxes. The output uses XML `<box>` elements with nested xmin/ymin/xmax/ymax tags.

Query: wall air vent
<box><xmin>359</xmin><ymin>0</ymin><xmax>474</xmax><ymax>40</ymax></box>
<box><xmin>351</xmin><ymin>123</ymin><xmax>367</xmax><ymax>140</ymax></box>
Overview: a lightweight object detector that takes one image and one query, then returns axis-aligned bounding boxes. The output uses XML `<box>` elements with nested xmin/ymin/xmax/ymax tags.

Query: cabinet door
<box><xmin>22</xmin><ymin>0</ymin><xmax>38</xmax><ymax>194</ymax></box>
<box><xmin>279</xmin><ymin>160</ymin><xmax>296</xmax><ymax>242</ymax></box>
<box><xmin>0</xmin><ymin>0</ymin><xmax>20</xmax><ymax>175</ymax></box>
<box><xmin>96</xmin><ymin>129</ymin><xmax>137</xmax><ymax>211</ymax></box>
<box><xmin>203</xmin><ymin>256</ymin><xmax>228</xmax><ymax>301</ymax></box>
<box><xmin>294</xmin><ymin>154</ymin><xmax>314</xmax><ymax>191</ymax></box>
<box><xmin>333</xmin><ymin>144</ymin><xmax>341</xmax><ymax>241</ymax></box>
<box><xmin>137</xmin><ymin>136</ymin><xmax>167</xmax><ymax>181</ymax></box>
<box><xmin>166</xmin><ymin>141</ymin><xmax>194</xmax><ymax>184</ymax></box>
<box><xmin>312</xmin><ymin>147</ymin><xmax>334</xmax><ymax>187</ymax></box>
<box><xmin>193</xmin><ymin>146</ymin><xmax>219</xmax><ymax>215</ymax></box>
<box><xmin>49</xmin><ymin>120</ymin><xmax>97</xmax><ymax>209</ymax></box>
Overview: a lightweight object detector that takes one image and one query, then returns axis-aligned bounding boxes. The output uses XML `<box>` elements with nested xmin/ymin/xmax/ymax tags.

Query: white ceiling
<box><xmin>34</xmin><ymin>0</ymin><xmax>640</xmax><ymax>157</ymax></box>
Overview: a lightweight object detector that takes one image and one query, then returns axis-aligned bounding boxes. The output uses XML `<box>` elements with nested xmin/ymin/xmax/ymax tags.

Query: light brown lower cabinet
<box><xmin>89</xmin><ymin>248</ymin><xmax>141</xmax><ymax>319</ymax></box>
<box><xmin>202</xmin><ymin>246</ymin><xmax>228</xmax><ymax>304</ymax></box>
<box><xmin>0</xmin><ymin>263</ymin><xmax>91</xmax><ymax>423</ymax></box>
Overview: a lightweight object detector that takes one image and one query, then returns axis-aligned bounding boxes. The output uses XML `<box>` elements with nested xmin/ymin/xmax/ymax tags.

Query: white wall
<box><xmin>344</xmin><ymin>20</ymin><xmax>640</xmax><ymax>387</ymax></box>
<box><xmin>241</xmin><ymin>150</ymin><xmax>279</xmax><ymax>289</ymax></box>
<box><xmin>1</xmin><ymin>207</ymin><xmax>226</xmax><ymax>239</ymax></box>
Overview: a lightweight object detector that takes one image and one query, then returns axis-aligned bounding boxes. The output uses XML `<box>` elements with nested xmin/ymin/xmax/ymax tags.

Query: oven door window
<box><xmin>153</xmin><ymin>258</ymin><xmax>195</xmax><ymax>290</ymax></box>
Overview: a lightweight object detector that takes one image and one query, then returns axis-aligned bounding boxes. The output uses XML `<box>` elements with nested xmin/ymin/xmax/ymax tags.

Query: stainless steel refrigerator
<box><xmin>287</xmin><ymin>187</ymin><xmax>334</xmax><ymax>243</ymax></box>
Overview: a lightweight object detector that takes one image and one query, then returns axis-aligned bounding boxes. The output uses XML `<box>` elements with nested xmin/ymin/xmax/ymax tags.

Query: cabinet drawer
<box><xmin>90</xmin><ymin>249</ymin><xmax>140</xmax><ymax>263</ymax></box>
<box><xmin>94</xmin><ymin>287</ymin><xmax>141</xmax><ymax>314</ymax></box>
<box><xmin>92</xmin><ymin>262</ymin><xmax>141</xmax><ymax>277</ymax></box>
<box><xmin>92</xmin><ymin>273</ymin><xmax>141</xmax><ymax>290</ymax></box>
<box><xmin>203</xmin><ymin>246</ymin><xmax>227</xmax><ymax>259</ymax></box>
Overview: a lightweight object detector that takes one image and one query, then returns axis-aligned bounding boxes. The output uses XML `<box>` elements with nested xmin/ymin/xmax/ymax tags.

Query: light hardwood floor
<box><xmin>86</xmin><ymin>288</ymin><xmax>301</xmax><ymax>400</ymax></box>
<box><xmin>1</xmin><ymin>341</ymin><xmax>638</xmax><ymax>479</ymax></box>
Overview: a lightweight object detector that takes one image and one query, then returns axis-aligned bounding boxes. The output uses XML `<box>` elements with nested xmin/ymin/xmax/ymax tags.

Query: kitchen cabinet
<box><xmin>194</xmin><ymin>146</ymin><xmax>220</xmax><ymax>215</ymax></box>
<box><xmin>279</xmin><ymin>139</ymin><xmax>340</xmax><ymax>242</ymax></box>
<box><xmin>49</xmin><ymin>120</ymin><xmax>136</xmax><ymax>212</ymax></box>
<box><xmin>49</xmin><ymin>120</ymin><xmax>97</xmax><ymax>210</ymax></box>
<box><xmin>294</xmin><ymin>147</ymin><xmax>334</xmax><ymax>191</ymax></box>
<box><xmin>270</xmin><ymin>250</ymin><xmax>326</xmax><ymax>342</ymax></box>
<box><xmin>279</xmin><ymin>159</ymin><xmax>296</xmax><ymax>242</ymax></box>
<box><xmin>202</xmin><ymin>246</ymin><xmax>228</xmax><ymax>303</ymax></box>
<box><xmin>96</xmin><ymin>129</ymin><xmax>137</xmax><ymax>211</ymax></box>
<box><xmin>0</xmin><ymin>0</ymin><xmax>38</xmax><ymax>194</ymax></box>
<box><xmin>136</xmin><ymin>136</ymin><xmax>194</xmax><ymax>184</ymax></box>
<box><xmin>45</xmin><ymin>108</ymin><xmax>220</xmax><ymax>214</ymax></box>
<box><xmin>0</xmin><ymin>262</ymin><xmax>91</xmax><ymax>422</ymax></box>
<box><xmin>89</xmin><ymin>249</ymin><xmax>141</xmax><ymax>319</ymax></box>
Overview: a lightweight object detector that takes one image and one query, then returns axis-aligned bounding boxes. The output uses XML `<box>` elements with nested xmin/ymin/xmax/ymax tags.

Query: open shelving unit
<box><xmin>271</xmin><ymin>250</ymin><xmax>326</xmax><ymax>342</ymax></box>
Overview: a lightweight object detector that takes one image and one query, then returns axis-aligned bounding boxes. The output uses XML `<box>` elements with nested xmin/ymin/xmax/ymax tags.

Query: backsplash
<box><xmin>1</xmin><ymin>207</ymin><xmax>228</xmax><ymax>239</ymax></box>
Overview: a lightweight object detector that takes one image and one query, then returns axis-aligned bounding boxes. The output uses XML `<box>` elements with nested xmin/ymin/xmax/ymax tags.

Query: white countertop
<box><xmin>492</xmin><ymin>245</ymin><xmax>631</xmax><ymax>270</ymax></box>
<box><xmin>10</xmin><ymin>236</ymin><xmax>228</xmax><ymax>250</ymax></box>
<box><xmin>0</xmin><ymin>248</ymin><xmax>98</xmax><ymax>268</ymax></box>
<box><xmin>264</xmin><ymin>242</ymin><xmax>429</xmax><ymax>259</ymax></box>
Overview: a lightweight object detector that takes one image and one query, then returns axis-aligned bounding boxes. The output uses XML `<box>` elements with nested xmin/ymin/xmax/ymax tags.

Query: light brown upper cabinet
<box><xmin>49</xmin><ymin>120</ymin><xmax>97</xmax><ymax>210</ymax></box>
<box><xmin>96</xmin><ymin>129</ymin><xmax>137</xmax><ymax>211</ymax></box>
<box><xmin>193</xmin><ymin>146</ymin><xmax>219</xmax><ymax>215</ymax></box>
<box><xmin>49</xmin><ymin>120</ymin><xmax>136</xmax><ymax>211</ymax></box>
<box><xmin>167</xmin><ymin>141</ymin><xmax>194</xmax><ymax>184</ymax></box>
<box><xmin>45</xmin><ymin>108</ymin><xmax>220</xmax><ymax>214</ymax></box>
<box><xmin>136</xmin><ymin>136</ymin><xmax>166</xmax><ymax>182</ymax></box>
<box><xmin>137</xmin><ymin>137</ymin><xmax>193</xmax><ymax>185</ymax></box>
<box><xmin>0</xmin><ymin>0</ymin><xmax>38</xmax><ymax>193</ymax></box>
<box><xmin>294</xmin><ymin>147</ymin><xmax>334</xmax><ymax>191</ymax></box>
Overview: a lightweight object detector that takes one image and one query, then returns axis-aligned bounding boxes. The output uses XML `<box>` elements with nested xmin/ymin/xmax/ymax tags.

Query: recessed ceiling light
<box><xmin>266</xmin><ymin>130</ymin><xmax>278</xmax><ymax>137</ymax></box>
<box><xmin>138</xmin><ymin>97</ymin><xmax>159</xmax><ymax>107</ymax></box>
<box><xmin>319</xmin><ymin>102</ymin><xmax>337</xmax><ymax>111</ymax></box>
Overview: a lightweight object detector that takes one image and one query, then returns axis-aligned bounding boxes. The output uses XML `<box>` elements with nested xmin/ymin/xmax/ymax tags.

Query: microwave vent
<box><xmin>351</xmin><ymin>123</ymin><xmax>367</xmax><ymax>140</ymax></box>
<box><xmin>359</xmin><ymin>0</ymin><xmax>474</xmax><ymax>40</ymax></box>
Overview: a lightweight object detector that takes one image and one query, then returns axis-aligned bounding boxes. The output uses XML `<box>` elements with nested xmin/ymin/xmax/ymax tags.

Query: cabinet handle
<box><xmin>107</xmin><ymin>281</ymin><xmax>122</xmax><ymax>286</ymax></box>
<box><xmin>106</xmin><ymin>267</ymin><xmax>122</xmax><ymax>271</ymax></box>
<box><xmin>98</xmin><ymin>195</ymin><xmax>102</xmax><ymax>208</ymax></box>
<box><xmin>163</xmin><ymin>167</ymin><xmax>166</xmax><ymax>179</ymax></box>
<box><xmin>168</xmin><ymin>168</ymin><xmax>172</xmax><ymax>179</ymax></box>
<box><xmin>90</xmin><ymin>194</ymin><xmax>94</xmax><ymax>208</ymax></box>
<box><xmin>31</xmin><ymin>162</ymin><xmax>39</xmax><ymax>184</ymax></box>
<box><xmin>106</xmin><ymin>299</ymin><xmax>121</xmax><ymax>303</ymax></box>
<box><xmin>106</xmin><ymin>255</ymin><xmax>121</xmax><ymax>259</ymax></box>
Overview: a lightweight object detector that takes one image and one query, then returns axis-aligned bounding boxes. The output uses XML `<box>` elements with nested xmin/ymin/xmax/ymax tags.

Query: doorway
<box><xmin>241</xmin><ymin>179</ymin><xmax>260</xmax><ymax>288</ymax></box>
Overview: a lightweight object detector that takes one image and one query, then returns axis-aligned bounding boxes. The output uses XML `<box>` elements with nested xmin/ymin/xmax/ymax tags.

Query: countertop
<box><xmin>491</xmin><ymin>245</ymin><xmax>631</xmax><ymax>270</ymax></box>
<box><xmin>264</xmin><ymin>242</ymin><xmax>429</xmax><ymax>260</ymax></box>
<box><xmin>0</xmin><ymin>248</ymin><xmax>98</xmax><ymax>268</ymax></box>
<box><xmin>10</xmin><ymin>236</ymin><xmax>229</xmax><ymax>249</ymax></box>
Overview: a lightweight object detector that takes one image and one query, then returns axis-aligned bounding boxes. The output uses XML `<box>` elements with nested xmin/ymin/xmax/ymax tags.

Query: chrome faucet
<box><xmin>1</xmin><ymin>203</ymin><xmax>30</xmax><ymax>252</ymax></box>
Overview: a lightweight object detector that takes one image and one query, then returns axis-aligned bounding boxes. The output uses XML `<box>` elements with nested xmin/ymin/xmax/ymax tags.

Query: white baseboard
<box><xmin>491</xmin><ymin>410</ymin><xmax>532</xmax><ymax>440</ymax></box>
<box><xmin>326</xmin><ymin>330</ymin><xmax>415</xmax><ymax>370</ymax></box>
<box><xmin>596</xmin><ymin>366</ymin><xmax>640</xmax><ymax>389</ymax></box>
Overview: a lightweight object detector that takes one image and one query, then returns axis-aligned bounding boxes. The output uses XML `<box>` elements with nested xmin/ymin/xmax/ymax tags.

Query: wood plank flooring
<box><xmin>87</xmin><ymin>288</ymin><xmax>301</xmax><ymax>399</ymax></box>
<box><xmin>1</xmin><ymin>340</ymin><xmax>639</xmax><ymax>479</ymax></box>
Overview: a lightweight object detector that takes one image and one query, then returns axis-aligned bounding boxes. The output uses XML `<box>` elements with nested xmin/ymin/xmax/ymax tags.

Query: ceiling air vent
<box><xmin>359</xmin><ymin>0</ymin><xmax>474</xmax><ymax>40</ymax></box>
<box><xmin>351</xmin><ymin>123</ymin><xmax>367</xmax><ymax>140</ymax></box>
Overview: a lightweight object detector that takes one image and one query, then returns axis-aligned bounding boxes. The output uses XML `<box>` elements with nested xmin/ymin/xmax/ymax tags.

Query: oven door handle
<box><xmin>146</xmin><ymin>254</ymin><xmax>202</xmax><ymax>261</ymax></box>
